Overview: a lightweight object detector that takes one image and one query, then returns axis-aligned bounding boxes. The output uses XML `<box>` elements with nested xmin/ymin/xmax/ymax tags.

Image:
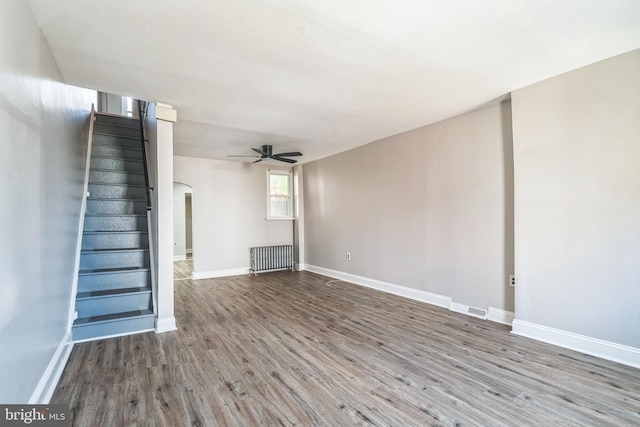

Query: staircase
<box><xmin>72</xmin><ymin>112</ymin><xmax>155</xmax><ymax>341</ymax></box>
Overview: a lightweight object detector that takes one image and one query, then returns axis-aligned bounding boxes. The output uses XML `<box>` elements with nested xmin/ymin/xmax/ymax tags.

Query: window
<box><xmin>267</xmin><ymin>169</ymin><xmax>293</xmax><ymax>219</ymax></box>
<box><xmin>125</xmin><ymin>96</ymin><xmax>133</xmax><ymax>117</ymax></box>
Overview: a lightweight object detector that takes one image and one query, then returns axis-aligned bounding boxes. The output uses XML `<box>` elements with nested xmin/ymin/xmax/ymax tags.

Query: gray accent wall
<box><xmin>303</xmin><ymin>101</ymin><xmax>515</xmax><ymax>312</ymax></box>
<box><xmin>512</xmin><ymin>49</ymin><xmax>640</xmax><ymax>348</ymax></box>
<box><xmin>0</xmin><ymin>0</ymin><xmax>96</xmax><ymax>403</ymax></box>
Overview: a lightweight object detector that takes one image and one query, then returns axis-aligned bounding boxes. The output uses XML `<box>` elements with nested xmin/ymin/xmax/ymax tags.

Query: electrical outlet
<box><xmin>509</xmin><ymin>274</ymin><xmax>516</xmax><ymax>287</ymax></box>
<box><xmin>346</xmin><ymin>252</ymin><xmax>351</xmax><ymax>260</ymax></box>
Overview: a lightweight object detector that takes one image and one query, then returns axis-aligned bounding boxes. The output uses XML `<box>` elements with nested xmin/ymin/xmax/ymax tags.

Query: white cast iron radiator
<box><xmin>250</xmin><ymin>245</ymin><xmax>294</xmax><ymax>275</ymax></box>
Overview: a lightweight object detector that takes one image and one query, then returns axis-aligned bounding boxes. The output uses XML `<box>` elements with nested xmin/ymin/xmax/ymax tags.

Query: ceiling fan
<box><xmin>228</xmin><ymin>145</ymin><xmax>303</xmax><ymax>164</ymax></box>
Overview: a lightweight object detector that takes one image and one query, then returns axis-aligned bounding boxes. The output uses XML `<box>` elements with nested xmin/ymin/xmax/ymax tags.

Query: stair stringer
<box><xmin>68</xmin><ymin>104</ymin><xmax>96</xmax><ymax>334</ymax></box>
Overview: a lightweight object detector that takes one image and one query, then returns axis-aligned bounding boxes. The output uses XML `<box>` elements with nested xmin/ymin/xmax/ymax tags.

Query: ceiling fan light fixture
<box><xmin>228</xmin><ymin>145</ymin><xmax>302</xmax><ymax>164</ymax></box>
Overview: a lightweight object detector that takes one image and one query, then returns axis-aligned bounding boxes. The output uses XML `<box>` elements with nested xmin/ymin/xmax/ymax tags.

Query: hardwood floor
<box><xmin>174</xmin><ymin>259</ymin><xmax>193</xmax><ymax>280</ymax></box>
<box><xmin>53</xmin><ymin>271</ymin><xmax>640</xmax><ymax>426</ymax></box>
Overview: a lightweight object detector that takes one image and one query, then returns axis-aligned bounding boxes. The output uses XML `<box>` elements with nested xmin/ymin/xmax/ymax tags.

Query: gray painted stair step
<box><xmin>84</xmin><ymin>213</ymin><xmax>147</xmax><ymax>231</ymax></box>
<box><xmin>72</xmin><ymin>309</ymin><xmax>155</xmax><ymax>342</ymax></box>
<box><xmin>89</xmin><ymin>169</ymin><xmax>145</xmax><ymax>185</ymax></box>
<box><xmin>92</xmin><ymin>144</ymin><xmax>142</xmax><ymax>160</ymax></box>
<box><xmin>93</xmin><ymin>123</ymin><xmax>140</xmax><ymax>138</ymax></box>
<box><xmin>75</xmin><ymin>288</ymin><xmax>152</xmax><ymax>318</ymax></box>
<box><xmin>86</xmin><ymin>198</ymin><xmax>147</xmax><ymax>214</ymax></box>
<box><xmin>93</xmin><ymin>133</ymin><xmax>142</xmax><ymax>149</ymax></box>
<box><xmin>77</xmin><ymin>286</ymin><xmax>150</xmax><ymax>298</ymax></box>
<box><xmin>90</xmin><ymin>156</ymin><xmax>143</xmax><ymax>173</ymax></box>
<box><xmin>94</xmin><ymin>113</ymin><xmax>139</xmax><ymax>128</ymax></box>
<box><xmin>88</xmin><ymin>183</ymin><xmax>146</xmax><ymax>199</ymax></box>
<box><xmin>82</xmin><ymin>231</ymin><xmax>149</xmax><ymax>250</ymax></box>
<box><xmin>80</xmin><ymin>248</ymin><xmax>149</xmax><ymax>270</ymax></box>
<box><xmin>77</xmin><ymin>268</ymin><xmax>150</xmax><ymax>293</ymax></box>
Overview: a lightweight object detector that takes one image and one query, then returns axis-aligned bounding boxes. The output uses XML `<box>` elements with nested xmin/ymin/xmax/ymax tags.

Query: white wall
<box><xmin>173</xmin><ymin>182</ymin><xmax>192</xmax><ymax>259</ymax></box>
<box><xmin>145</xmin><ymin>102</ymin><xmax>179</xmax><ymax>333</ymax></box>
<box><xmin>154</xmin><ymin>107</ymin><xmax>177</xmax><ymax>333</ymax></box>
<box><xmin>0</xmin><ymin>0</ymin><xmax>95</xmax><ymax>403</ymax></box>
<box><xmin>174</xmin><ymin>156</ymin><xmax>294</xmax><ymax>277</ymax></box>
<box><xmin>185</xmin><ymin>194</ymin><xmax>193</xmax><ymax>253</ymax></box>
<box><xmin>303</xmin><ymin>101</ymin><xmax>514</xmax><ymax>313</ymax></box>
<box><xmin>293</xmin><ymin>165</ymin><xmax>306</xmax><ymax>268</ymax></box>
<box><xmin>512</xmin><ymin>49</ymin><xmax>640</xmax><ymax>349</ymax></box>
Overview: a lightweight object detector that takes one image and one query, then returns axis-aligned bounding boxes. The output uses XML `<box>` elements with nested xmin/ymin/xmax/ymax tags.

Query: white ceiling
<box><xmin>29</xmin><ymin>0</ymin><xmax>640</xmax><ymax>164</ymax></box>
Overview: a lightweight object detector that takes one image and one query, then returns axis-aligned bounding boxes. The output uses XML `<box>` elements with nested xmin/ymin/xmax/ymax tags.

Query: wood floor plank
<box><xmin>174</xmin><ymin>259</ymin><xmax>193</xmax><ymax>280</ymax></box>
<box><xmin>52</xmin><ymin>270</ymin><xmax>640</xmax><ymax>426</ymax></box>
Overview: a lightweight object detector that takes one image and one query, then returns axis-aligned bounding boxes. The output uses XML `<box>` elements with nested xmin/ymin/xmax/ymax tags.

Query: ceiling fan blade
<box><xmin>272</xmin><ymin>156</ymin><xmax>297</xmax><ymax>164</ymax></box>
<box><xmin>227</xmin><ymin>155</ymin><xmax>261</xmax><ymax>158</ymax></box>
<box><xmin>253</xmin><ymin>158</ymin><xmax>264</xmax><ymax>163</ymax></box>
<box><xmin>273</xmin><ymin>152</ymin><xmax>302</xmax><ymax>157</ymax></box>
<box><xmin>252</xmin><ymin>147</ymin><xmax>267</xmax><ymax>155</ymax></box>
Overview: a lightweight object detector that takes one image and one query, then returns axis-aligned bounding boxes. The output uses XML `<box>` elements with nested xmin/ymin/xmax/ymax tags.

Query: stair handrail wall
<box><xmin>68</xmin><ymin>104</ymin><xmax>96</xmax><ymax>332</ymax></box>
<box><xmin>137</xmin><ymin>100</ymin><xmax>158</xmax><ymax>317</ymax></box>
<box><xmin>147</xmin><ymin>208</ymin><xmax>158</xmax><ymax>316</ymax></box>
<box><xmin>137</xmin><ymin>100</ymin><xmax>152</xmax><ymax>211</ymax></box>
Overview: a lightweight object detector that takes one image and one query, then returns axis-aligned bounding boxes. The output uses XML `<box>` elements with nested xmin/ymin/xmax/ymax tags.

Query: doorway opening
<box><xmin>173</xmin><ymin>182</ymin><xmax>193</xmax><ymax>280</ymax></box>
<box><xmin>97</xmin><ymin>92</ymin><xmax>134</xmax><ymax>117</ymax></box>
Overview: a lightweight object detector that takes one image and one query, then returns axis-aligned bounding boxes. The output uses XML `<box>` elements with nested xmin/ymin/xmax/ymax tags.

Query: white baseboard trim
<box><xmin>173</xmin><ymin>255</ymin><xmax>187</xmax><ymax>261</ymax></box>
<box><xmin>305</xmin><ymin>265</ymin><xmax>452</xmax><ymax>308</ymax></box>
<box><xmin>304</xmin><ymin>265</ymin><xmax>515</xmax><ymax>326</ymax></box>
<box><xmin>192</xmin><ymin>267</ymin><xmax>250</xmax><ymax>280</ymax></box>
<box><xmin>29</xmin><ymin>333</ymin><xmax>74</xmax><ymax>404</ymax></box>
<box><xmin>512</xmin><ymin>319</ymin><xmax>640</xmax><ymax>369</ymax></box>
<box><xmin>295</xmin><ymin>263</ymin><xmax>308</xmax><ymax>271</ymax></box>
<box><xmin>155</xmin><ymin>316</ymin><xmax>177</xmax><ymax>333</ymax></box>
<box><xmin>488</xmin><ymin>307</ymin><xmax>515</xmax><ymax>326</ymax></box>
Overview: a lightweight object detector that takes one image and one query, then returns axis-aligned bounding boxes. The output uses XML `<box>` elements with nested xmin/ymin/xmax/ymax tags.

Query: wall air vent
<box><xmin>449</xmin><ymin>302</ymin><xmax>488</xmax><ymax>320</ymax></box>
<box><xmin>467</xmin><ymin>307</ymin><xmax>488</xmax><ymax>318</ymax></box>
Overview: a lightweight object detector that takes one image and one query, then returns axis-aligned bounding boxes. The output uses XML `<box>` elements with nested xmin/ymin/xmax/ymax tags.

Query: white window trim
<box><xmin>266</xmin><ymin>169</ymin><xmax>294</xmax><ymax>220</ymax></box>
